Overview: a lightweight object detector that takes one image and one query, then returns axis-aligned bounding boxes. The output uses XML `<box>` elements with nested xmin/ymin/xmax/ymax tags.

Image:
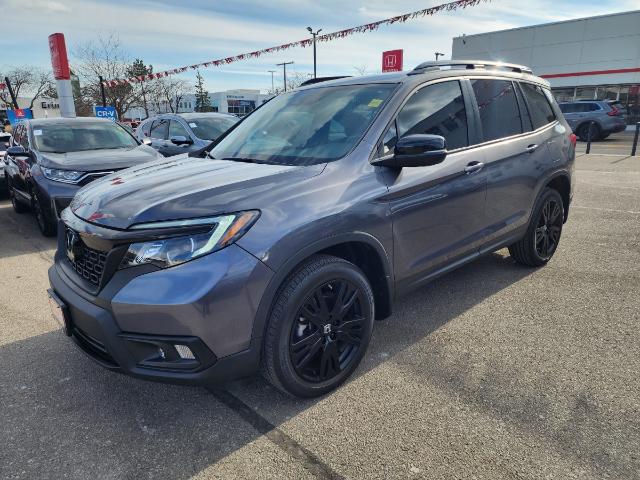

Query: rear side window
<box><xmin>396</xmin><ymin>80</ymin><xmax>468</xmax><ymax>150</ymax></box>
<box><xmin>520</xmin><ymin>83</ymin><xmax>556</xmax><ymax>129</ymax></box>
<box><xmin>560</xmin><ymin>103</ymin><xmax>577</xmax><ymax>113</ymax></box>
<box><xmin>150</xmin><ymin>119</ymin><xmax>169</xmax><ymax>140</ymax></box>
<box><xmin>471</xmin><ymin>79</ymin><xmax>522</xmax><ymax>142</ymax></box>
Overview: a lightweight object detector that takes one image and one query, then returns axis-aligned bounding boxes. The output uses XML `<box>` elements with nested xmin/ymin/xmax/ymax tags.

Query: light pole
<box><xmin>435</xmin><ymin>52</ymin><xmax>445</xmax><ymax>61</ymax></box>
<box><xmin>307</xmin><ymin>27</ymin><xmax>322</xmax><ymax>79</ymax></box>
<box><xmin>276</xmin><ymin>61</ymin><xmax>294</xmax><ymax>92</ymax></box>
<box><xmin>268</xmin><ymin>70</ymin><xmax>276</xmax><ymax>92</ymax></box>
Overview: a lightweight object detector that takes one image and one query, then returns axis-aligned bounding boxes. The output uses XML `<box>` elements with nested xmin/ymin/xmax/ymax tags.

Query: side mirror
<box><xmin>142</xmin><ymin>138</ymin><xmax>152</xmax><ymax>146</ymax></box>
<box><xmin>6</xmin><ymin>145</ymin><xmax>29</xmax><ymax>157</ymax></box>
<box><xmin>372</xmin><ymin>134</ymin><xmax>447</xmax><ymax>168</ymax></box>
<box><xmin>170</xmin><ymin>135</ymin><xmax>192</xmax><ymax>145</ymax></box>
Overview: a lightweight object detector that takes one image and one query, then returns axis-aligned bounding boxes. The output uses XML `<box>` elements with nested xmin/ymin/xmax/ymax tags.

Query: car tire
<box><xmin>577</xmin><ymin>122</ymin><xmax>600</xmax><ymax>142</ymax></box>
<box><xmin>9</xmin><ymin>186</ymin><xmax>29</xmax><ymax>214</ymax></box>
<box><xmin>261</xmin><ymin>254</ymin><xmax>375</xmax><ymax>398</ymax></box>
<box><xmin>509</xmin><ymin>188</ymin><xmax>564</xmax><ymax>267</ymax></box>
<box><xmin>33</xmin><ymin>191</ymin><xmax>56</xmax><ymax>237</ymax></box>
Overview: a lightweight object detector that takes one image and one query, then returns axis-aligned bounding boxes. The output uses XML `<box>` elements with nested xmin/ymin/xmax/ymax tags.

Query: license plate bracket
<box><xmin>47</xmin><ymin>289</ymin><xmax>72</xmax><ymax>337</ymax></box>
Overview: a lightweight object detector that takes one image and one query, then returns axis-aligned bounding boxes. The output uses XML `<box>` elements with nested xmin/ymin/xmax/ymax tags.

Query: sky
<box><xmin>1</xmin><ymin>0</ymin><xmax>637</xmax><ymax>93</ymax></box>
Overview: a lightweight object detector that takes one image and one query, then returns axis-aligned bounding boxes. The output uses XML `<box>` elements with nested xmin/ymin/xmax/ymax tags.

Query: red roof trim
<box><xmin>541</xmin><ymin>67</ymin><xmax>640</xmax><ymax>79</ymax></box>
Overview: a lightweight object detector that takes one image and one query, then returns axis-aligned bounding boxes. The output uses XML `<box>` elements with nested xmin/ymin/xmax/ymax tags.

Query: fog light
<box><xmin>175</xmin><ymin>344</ymin><xmax>195</xmax><ymax>360</ymax></box>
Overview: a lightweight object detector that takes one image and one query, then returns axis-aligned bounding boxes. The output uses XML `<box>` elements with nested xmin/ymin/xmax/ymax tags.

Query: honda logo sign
<box><xmin>382</xmin><ymin>49</ymin><xmax>403</xmax><ymax>73</ymax></box>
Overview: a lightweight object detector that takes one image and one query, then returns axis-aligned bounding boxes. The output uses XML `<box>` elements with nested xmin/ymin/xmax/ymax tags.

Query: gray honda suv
<box><xmin>48</xmin><ymin>61</ymin><xmax>575</xmax><ymax>398</ymax></box>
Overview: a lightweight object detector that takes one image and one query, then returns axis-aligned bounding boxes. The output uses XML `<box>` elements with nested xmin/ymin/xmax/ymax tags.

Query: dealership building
<box><xmin>452</xmin><ymin>10</ymin><xmax>640</xmax><ymax>125</ymax></box>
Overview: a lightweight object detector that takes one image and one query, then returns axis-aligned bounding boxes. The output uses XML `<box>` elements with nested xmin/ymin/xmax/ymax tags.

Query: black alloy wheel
<box><xmin>289</xmin><ymin>279</ymin><xmax>365</xmax><ymax>382</ymax></box>
<box><xmin>509</xmin><ymin>188</ymin><xmax>564</xmax><ymax>267</ymax></box>
<box><xmin>33</xmin><ymin>192</ymin><xmax>56</xmax><ymax>237</ymax></box>
<box><xmin>10</xmin><ymin>186</ymin><xmax>28</xmax><ymax>213</ymax></box>
<box><xmin>262</xmin><ymin>254</ymin><xmax>375</xmax><ymax>398</ymax></box>
<box><xmin>535</xmin><ymin>198</ymin><xmax>562</xmax><ymax>260</ymax></box>
<box><xmin>577</xmin><ymin>122</ymin><xmax>600</xmax><ymax>142</ymax></box>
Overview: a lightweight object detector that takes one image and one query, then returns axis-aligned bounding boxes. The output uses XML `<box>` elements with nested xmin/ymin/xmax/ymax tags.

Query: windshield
<box><xmin>33</xmin><ymin>122</ymin><xmax>139</xmax><ymax>153</ymax></box>
<box><xmin>211</xmin><ymin>84</ymin><xmax>397</xmax><ymax>165</ymax></box>
<box><xmin>188</xmin><ymin>116</ymin><xmax>238</xmax><ymax>141</ymax></box>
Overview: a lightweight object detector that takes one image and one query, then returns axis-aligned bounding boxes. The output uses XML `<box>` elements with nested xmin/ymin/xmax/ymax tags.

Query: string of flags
<box><xmin>101</xmin><ymin>0</ymin><xmax>490</xmax><ymax>87</ymax></box>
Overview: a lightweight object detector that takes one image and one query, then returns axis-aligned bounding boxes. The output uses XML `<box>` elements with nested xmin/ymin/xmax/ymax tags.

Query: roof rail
<box><xmin>411</xmin><ymin>60</ymin><xmax>533</xmax><ymax>75</ymax></box>
<box><xmin>299</xmin><ymin>76</ymin><xmax>352</xmax><ymax>87</ymax></box>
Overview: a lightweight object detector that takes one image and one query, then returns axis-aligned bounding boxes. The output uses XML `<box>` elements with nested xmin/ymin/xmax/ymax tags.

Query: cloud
<box><xmin>0</xmin><ymin>0</ymin><xmax>636</xmax><ymax>92</ymax></box>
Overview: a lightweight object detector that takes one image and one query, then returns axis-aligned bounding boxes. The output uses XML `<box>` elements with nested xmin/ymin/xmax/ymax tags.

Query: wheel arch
<box><xmin>251</xmin><ymin>232</ymin><xmax>394</xmax><ymax>344</ymax></box>
<box><xmin>544</xmin><ymin>173</ymin><xmax>571</xmax><ymax>222</ymax></box>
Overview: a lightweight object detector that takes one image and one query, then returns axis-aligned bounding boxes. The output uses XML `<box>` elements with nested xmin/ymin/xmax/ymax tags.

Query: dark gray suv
<box><xmin>559</xmin><ymin>100</ymin><xmax>627</xmax><ymax>141</ymax></box>
<box><xmin>48</xmin><ymin>61</ymin><xmax>575</xmax><ymax>398</ymax></box>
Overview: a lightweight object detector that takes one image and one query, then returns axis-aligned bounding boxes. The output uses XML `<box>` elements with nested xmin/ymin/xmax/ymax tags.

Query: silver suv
<box><xmin>559</xmin><ymin>100</ymin><xmax>627</xmax><ymax>141</ymax></box>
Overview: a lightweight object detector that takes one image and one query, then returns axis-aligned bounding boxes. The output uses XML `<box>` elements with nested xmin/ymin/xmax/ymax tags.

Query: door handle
<box><xmin>464</xmin><ymin>161</ymin><xmax>484</xmax><ymax>174</ymax></box>
<box><xmin>526</xmin><ymin>144</ymin><xmax>538</xmax><ymax>153</ymax></box>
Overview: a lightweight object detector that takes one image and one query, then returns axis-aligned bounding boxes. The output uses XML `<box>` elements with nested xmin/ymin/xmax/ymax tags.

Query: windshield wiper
<box><xmin>220</xmin><ymin>157</ymin><xmax>276</xmax><ymax>165</ymax></box>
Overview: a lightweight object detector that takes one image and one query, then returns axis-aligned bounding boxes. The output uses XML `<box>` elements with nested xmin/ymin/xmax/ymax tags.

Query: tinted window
<box><xmin>586</xmin><ymin>103</ymin><xmax>602</xmax><ymax>111</ymax></box>
<box><xmin>33</xmin><ymin>122</ymin><xmax>138</xmax><ymax>153</ymax></box>
<box><xmin>560</xmin><ymin>103</ymin><xmax>577</xmax><ymax>113</ymax></box>
<box><xmin>211</xmin><ymin>84</ymin><xmax>396</xmax><ymax>165</ymax></box>
<box><xmin>139</xmin><ymin>121</ymin><xmax>152</xmax><ymax>137</ymax></box>
<box><xmin>514</xmin><ymin>83</ymin><xmax>533</xmax><ymax>132</ymax></box>
<box><xmin>187</xmin><ymin>116</ymin><xmax>238</xmax><ymax>141</ymax></box>
<box><xmin>520</xmin><ymin>83</ymin><xmax>556</xmax><ymax>129</ymax></box>
<box><xmin>396</xmin><ymin>80</ymin><xmax>468</xmax><ymax>150</ymax></box>
<box><xmin>169</xmin><ymin>120</ymin><xmax>189</xmax><ymax>138</ymax></box>
<box><xmin>471</xmin><ymin>79</ymin><xmax>522</xmax><ymax>142</ymax></box>
<box><xmin>380</xmin><ymin>121</ymin><xmax>398</xmax><ymax>156</ymax></box>
<box><xmin>150</xmin><ymin>119</ymin><xmax>168</xmax><ymax>140</ymax></box>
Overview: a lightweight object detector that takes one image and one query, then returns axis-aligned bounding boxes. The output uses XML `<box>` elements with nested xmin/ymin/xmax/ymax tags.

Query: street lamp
<box><xmin>435</xmin><ymin>52</ymin><xmax>445</xmax><ymax>61</ymax></box>
<box><xmin>307</xmin><ymin>27</ymin><xmax>322</xmax><ymax>79</ymax></box>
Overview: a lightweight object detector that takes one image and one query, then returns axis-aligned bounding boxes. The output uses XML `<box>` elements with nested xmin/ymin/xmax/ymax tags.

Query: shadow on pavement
<box><xmin>1</xmin><ymin>251</ymin><xmax>539</xmax><ymax>479</ymax></box>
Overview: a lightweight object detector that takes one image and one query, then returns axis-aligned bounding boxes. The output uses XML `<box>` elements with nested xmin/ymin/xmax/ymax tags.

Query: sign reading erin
<box><xmin>49</xmin><ymin>33</ymin><xmax>71</xmax><ymax>80</ymax></box>
<box><xmin>94</xmin><ymin>106</ymin><xmax>117</xmax><ymax>122</ymax></box>
<box><xmin>382</xmin><ymin>49</ymin><xmax>403</xmax><ymax>73</ymax></box>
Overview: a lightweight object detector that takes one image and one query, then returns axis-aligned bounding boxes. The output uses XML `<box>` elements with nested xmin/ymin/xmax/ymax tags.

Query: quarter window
<box><xmin>396</xmin><ymin>80</ymin><xmax>468</xmax><ymax>150</ymax></box>
<box><xmin>471</xmin><ymin>79</ymin><xmax>522</xmax><ymax>142</ymax></box>
<box><xmin>520</xmin><ymin>83</ymin><xmax>556</xmax><ymax>129</ymax></box>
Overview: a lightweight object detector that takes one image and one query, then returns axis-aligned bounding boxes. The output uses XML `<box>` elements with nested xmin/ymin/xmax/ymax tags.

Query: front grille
<box><xmin>65</xmin><ymin>228</ymin><xmax>108</xmax><ymax>286</ymax></box>
<box><xmin>78</xmin><ymin>171</ymin><xmax>115</xmax><ymax>187</ymax></box>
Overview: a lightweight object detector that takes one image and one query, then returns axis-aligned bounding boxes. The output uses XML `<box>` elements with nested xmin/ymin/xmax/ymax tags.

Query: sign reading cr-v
<box><xmin>94</xmin><ymin>106</ymin><xmax>117</xmax><ymax>122</ymax></box>
<box><xmin>382</xmin><ymin>49</ymin><xmax>403</xmax><ymax>72</ymax></box>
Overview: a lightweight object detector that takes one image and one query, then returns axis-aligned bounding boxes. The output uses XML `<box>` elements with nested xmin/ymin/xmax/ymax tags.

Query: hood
<box><xmin>70</xmin><ymin>154</ymin><xmax>324</xmax><ymax>229</ymax></box>
<box><xmin>39</xmin><ymin>145</ymin><xmax>160</xmax><ymax>171</ymax></box>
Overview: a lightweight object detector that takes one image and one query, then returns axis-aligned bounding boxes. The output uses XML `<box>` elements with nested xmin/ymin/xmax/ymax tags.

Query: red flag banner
<box><xmin>101</xmin><ymin>0</ymin><xmax>490</xmax><ymax>87</ymax></box>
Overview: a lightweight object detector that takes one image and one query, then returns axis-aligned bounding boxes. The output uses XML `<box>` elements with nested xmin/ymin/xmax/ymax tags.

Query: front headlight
<box><xmin>119</xmin><ymin>211</ymin><xmax>260</xmax><ymax>269</ymax></box>
<box><xmin>42</xmin><ymin>167</ymin><xmax>85</xmax><ymax>184</ymax></box>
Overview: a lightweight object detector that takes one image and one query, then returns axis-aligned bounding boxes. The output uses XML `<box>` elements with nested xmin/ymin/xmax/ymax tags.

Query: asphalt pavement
<box><xmin>1</xmin><ymin>146</ymin><xmax>639</xmax><ymax>479</ymax></box>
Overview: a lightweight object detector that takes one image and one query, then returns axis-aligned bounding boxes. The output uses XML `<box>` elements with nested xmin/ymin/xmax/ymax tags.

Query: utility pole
<box><xmin>276</xmin><ymin>61</ymin><xmax>294</xmax><ymax>92</ymax></box>
<box><xmin>98</xmin><ymin>76</ymin><xmax>107</xmax><ymax>107</ymax></box>
<box><xmin>435</xmin><ymin>52</ymin><xmax>445</xmax><ymax>61</ymax></box>
<box><xmin>268</xmin><ymin>70</ymin><xmax>276</xmax><ymax>92</ymax></box>
<box><xmin>307</xmin><ymin>27</ymin><xmax>322</xmax><ymax>79</ymax></box>
<box><xmin>4</xmin><ymin>77</ymin><xmax>19</xmax><ymax>109</ymax></box>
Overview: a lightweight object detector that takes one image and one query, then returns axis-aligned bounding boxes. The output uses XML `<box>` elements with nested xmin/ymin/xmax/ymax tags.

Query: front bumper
<box><xmin>48</xmin><ymin>239</ymin><xmax>273</xmax><ymax>385</ymax></box>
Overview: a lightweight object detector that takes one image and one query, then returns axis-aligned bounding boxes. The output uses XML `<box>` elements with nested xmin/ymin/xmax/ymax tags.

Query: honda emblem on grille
<box><xmin>65</xmin><ymin>230</ymin><xmax>83</xmax><ymax>262</ymax></box>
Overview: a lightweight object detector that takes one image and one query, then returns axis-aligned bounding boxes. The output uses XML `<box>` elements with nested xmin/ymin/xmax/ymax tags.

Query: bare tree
<box><xmin>0</xmin><ymin>66</ymin><xmax>55</xmax><ymax>108</ymax></box>
<box><xmin>72</xmin><ymin>33</ymin><xmax>139</xmax><ymax>119</ymax></box>
<box><xmin>148</xmin><ymin>77</ymin><xmax>192</xmax><ymax>113</ymax></box>
<box><xmin>353</xmin><ymin>64</ymin><xmax>369</xmax><ymax>76</ymax></box>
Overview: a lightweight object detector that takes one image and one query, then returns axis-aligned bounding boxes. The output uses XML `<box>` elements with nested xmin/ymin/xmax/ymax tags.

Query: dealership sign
<box><xmin>382</xmin><ymin>49</ymin><xmax>403</xmax><ymax>72</ymax></box>
<box><xmin>94</xmin><ymin>106</ymin><xmax>118</xmax><ymax>122</ymax></box>
<box><xmin>49</xmin><ymin>33</ymin><xmax>71</xmax><ymax>80</ymax></box>
<box><xmin>7</xmin><ymin>108</ymin><xmax>34</xmax><ymax>126</ymax></box>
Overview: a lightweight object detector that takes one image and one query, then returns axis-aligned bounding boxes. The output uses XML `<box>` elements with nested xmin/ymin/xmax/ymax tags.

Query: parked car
<box><xmin>0</xmin><ymin>132</ymin><xmax>11</xmax><ymax>194</ymax></box>
<box><xmin>558</xmin><ymin>100</ymin><xmax>627</xmax><ymax>141</ymax></box>
<box><xmin>48</xmin><ymin>60</ymin><xmax>575</xmax><ymax>398</ymax></box>
<box><xmin>136</xmin><ymin>112</ymin><xmax>238</xmax><ymax>156</ymax></box>
<box><xmin>5</xmin><ymin>117</ymin><xmax>162</xmax><ymax>236</ymax></box>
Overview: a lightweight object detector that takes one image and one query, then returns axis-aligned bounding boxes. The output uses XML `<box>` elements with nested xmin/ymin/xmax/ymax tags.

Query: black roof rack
<box><xmin>299</xmin><ymin>76</ymin><xmax>352</xmax><ymax>86</ymax></box>
<box><xmin>411</xmin><ymin>60</ymin><xmax>533</xmax><ymax>75</ymax></box>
